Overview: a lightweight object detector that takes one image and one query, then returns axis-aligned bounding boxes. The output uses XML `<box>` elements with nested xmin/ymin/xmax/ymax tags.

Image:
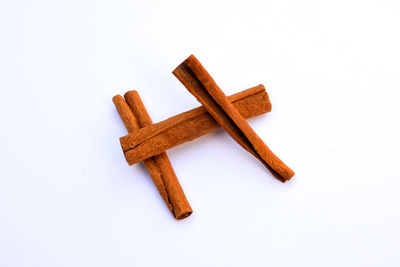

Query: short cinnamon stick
<box><xmin>173</xmin><ymin>55</ymin><xmax>294</xmax><ymax>182</ymax></box>
<box><xmin>120</xmin><ymin>85</ymin><xmax>271</xmax><ymax>165</ymax></box>
<box><xmin>113</xmin><ymin>93</ymin><xmax>192</xmax><ymax>220</ymax></box>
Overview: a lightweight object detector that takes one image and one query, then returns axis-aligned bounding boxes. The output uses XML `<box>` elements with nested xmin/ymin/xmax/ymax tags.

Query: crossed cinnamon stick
<box><xmin>120</xmin><ymin>85</ymin><xmax>270</xmax><ymax>165</ymax></box>
<box><xmin>113</xmin><ymin>93</ymin><xmax>192</xmax><ymax>219</ymax></box>
<box><xmin>173</xmin><ymin>55</ymin><xmax>294</xmax><ymax>181</ymax></box>
<box><xmin>113</xmin><ymin>55</ymin><xmax>294</xmax><ymax>220</ymax></box>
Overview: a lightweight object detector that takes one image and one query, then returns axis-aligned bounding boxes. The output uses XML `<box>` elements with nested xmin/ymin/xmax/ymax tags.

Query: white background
<box><xmin>1</xmin><ymin>0</ymin><xmax>399</xmax><ymax>266</ymax></box>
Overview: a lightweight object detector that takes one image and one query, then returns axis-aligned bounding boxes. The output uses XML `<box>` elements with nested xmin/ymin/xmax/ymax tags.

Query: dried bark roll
<box><xmin>173</xmin><ymin>55</ymin><xmax>295</xmax><ymax>182</ymax></box>
<box><xmin>113</xmin><ymin>93</ymin><xmax>192</xmax><ymax>220</ymax></box>
<box><xmin>120</xmin><ymin>85</ymin><xmax>271</xmax><ymax>165</ymax></box>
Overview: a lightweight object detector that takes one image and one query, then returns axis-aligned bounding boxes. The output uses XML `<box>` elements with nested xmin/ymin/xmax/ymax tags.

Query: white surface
<box><xmin>1</xmin><ymin>0</ymin><xmax>399</xmax><ymax>266</ymax></box>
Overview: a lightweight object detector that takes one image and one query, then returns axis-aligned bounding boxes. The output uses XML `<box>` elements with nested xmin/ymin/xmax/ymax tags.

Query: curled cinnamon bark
<box><xmin>113</xmin><ymin>93</ymin><xmax>192</xmax><ymax>220</ymax></box>
<box><xmin>120</xmin><ymin>85</ymin><xmax>271</xmax><ymax>165</ymax></box>
<box><xmin>173</xmin><ymin>55</ymin><xmax>294</xmax><ymax>182</ymax></box>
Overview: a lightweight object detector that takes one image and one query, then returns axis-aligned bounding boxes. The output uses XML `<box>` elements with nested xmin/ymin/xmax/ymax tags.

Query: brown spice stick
<box><xmin>120</xmin><ymin>85</ymin><xmax>271</xmax><ymax>165</ymax></box>
<box><xmin>113</xmin><ymin>94</ymin><xmax>192</xmax><ymax>220</ymax></box>
<box><xmin>172</xmin><ymin>55</ymin><xmax>295</xmax><ymax>182</ymax></box>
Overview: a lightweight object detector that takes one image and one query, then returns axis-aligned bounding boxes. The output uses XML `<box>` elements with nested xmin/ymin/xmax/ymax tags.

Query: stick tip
<box><xmin>124</xmin><ymin>90</ymin><xmax>139</xmax><ymax>99</ymax></box>
<box><xmin>175</xmin><ymin>210</ymin><xmax>193</xmax><ymax>220</ymax></box>
<box><xmin>112</xmin><ymin>94</ymin><xmax>123</xmax><ymax>104</ymax></box>
<box><xmin>185</xmin><ymin>54</ymin><xmax>199</xmax><ymax>65</ymax></box>
<box><xmin>282</xmin><ymin>170</ymin><xmax>295</xmax><ymax>182</ymax></box>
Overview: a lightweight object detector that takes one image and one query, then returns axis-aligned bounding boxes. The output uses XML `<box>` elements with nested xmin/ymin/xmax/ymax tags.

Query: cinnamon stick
<box><xmin>113</xmin><ymin>93</ymin><xmax>192</xmax><ymax>220</ymax></box>
<box><xmin>172</xmin><ymin>55</ymin><xmax>295</xmax><ymax>182</ymax></box>
<box><xmin>120</xmin><ymin>85</ymin><xmax>271</xmax><ymax>165</ymax></box>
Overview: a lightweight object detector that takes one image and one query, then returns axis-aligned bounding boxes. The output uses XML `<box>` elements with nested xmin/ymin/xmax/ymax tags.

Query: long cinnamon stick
<box><xmin>113</xmin><ymin>93</ymin><xmax>192</xmax><ymax>220</ymax></box>
<box><xmin>120</xmin><ymin>85</ymin><xmax>271</xmax><ymax>165</ymax></box>
<box><xmin>172</xmin><ymin>55</ymin><xmax>294</xmax><ymax>182</ymax></box>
